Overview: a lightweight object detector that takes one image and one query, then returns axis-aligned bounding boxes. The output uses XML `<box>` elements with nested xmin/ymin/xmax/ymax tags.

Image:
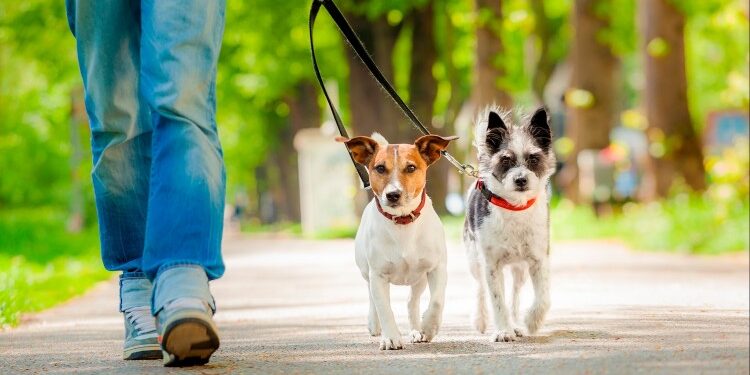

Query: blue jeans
<box><xmin>66</xmin><ymin>0</ymin><xmax>226</xmax><ymax>313</ymax></box>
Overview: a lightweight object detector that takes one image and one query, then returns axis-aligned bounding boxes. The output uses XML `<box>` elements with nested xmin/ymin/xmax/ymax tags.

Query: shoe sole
<box><xmin>160</xmin><ymin>312</ymin><xmax>220</xmax><ymax>367</ymax></box>
<box><xmin>123</xmin><ymin>344</ymin><xmax>162</xmax><ymax>360</ymax></box>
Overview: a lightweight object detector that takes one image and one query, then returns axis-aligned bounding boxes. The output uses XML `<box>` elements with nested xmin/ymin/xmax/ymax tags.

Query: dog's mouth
<box><xmin>514</xmin><ymin>187</ymin><xmax>528</xmax><ymax>192</ymax></box>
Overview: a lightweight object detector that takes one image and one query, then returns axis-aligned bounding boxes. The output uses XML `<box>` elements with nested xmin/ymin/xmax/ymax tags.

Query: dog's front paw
<box><xmin>492</xmin><ymin>330</ymin><xmax>518</xmax><ymax>342</ymax></box>
<box><xmin>379</xmin><ymin>336</ymin><xmax>403</xmax><ymax>350</ymax></box>
<box><xmin>409</xmin><ymin>330</ymin><xmax>427</xmax><ymax>343</ymax></box>
<box><xmin>525</xmin><ymin>306</ymin><xmax>547</xmax><ymax>334</ymax></box>
<box><xmin>419</xmin><ymin>319</ymin><xmax>439</xmax><ymax>342</ymax></box>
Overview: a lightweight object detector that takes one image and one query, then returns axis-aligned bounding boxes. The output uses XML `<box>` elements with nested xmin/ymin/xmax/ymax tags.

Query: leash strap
<box><xmin>309</xmin><ymin>0</ymin><xmax>371</xmax><ymax>189</ymax></box>
<box><xmin>309</xmin><ymin>0</ymin><xmax>478</xmax><ymax>190</ymax></box>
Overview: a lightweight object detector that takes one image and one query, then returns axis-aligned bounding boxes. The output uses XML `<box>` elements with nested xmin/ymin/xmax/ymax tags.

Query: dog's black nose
<box><xmin>386</xmin><ymin>192</ymin><xmax>401</xmax><ymax>203</ymax></box>
<box><xmin>514</xmin><ymin>177</ymin><xmax>528</xmax><ymax>188</ymax></box>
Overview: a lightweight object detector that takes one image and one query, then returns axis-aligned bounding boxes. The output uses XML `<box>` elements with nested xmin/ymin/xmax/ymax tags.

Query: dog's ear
<box><xmin>486</xmin><ymin>111</ymin><xmax>508</xmax><ymax>152</ymax></box>
<box><xmin>336</xmin><ymin>136</ymin><xmax>379</xmax><ymax>165</ymax></box>
<box><xmin>414</xmin><ymin>135</ymin><xmax>459</xmax><ymax>166</ymax></box>
<box><xmin>528</xmin><ymin>107</ymin><xmax>552</xmax><ymax>152</ymax></box>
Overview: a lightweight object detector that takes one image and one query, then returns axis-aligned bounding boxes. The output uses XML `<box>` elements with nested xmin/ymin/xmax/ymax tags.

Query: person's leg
<box><xmin>139</xmin><ymin>0</ymin><xmax>227</xmax><ymax>366</ymax></box>
<box><xmin>65</xmin><ymin>0</ymin><xmax>159</xmax><ymax>360</ymax></box>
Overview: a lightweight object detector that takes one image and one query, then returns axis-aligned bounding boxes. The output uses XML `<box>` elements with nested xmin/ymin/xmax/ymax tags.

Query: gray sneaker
<box><xmin>156</xmin><ymin>298</ymin><xmax>220</xmax><ymax>367</ymax></box>
<box><xmin>123</xmin><ymin>306</ymin><xmax>161</xmax><ymax>360</ymax></box>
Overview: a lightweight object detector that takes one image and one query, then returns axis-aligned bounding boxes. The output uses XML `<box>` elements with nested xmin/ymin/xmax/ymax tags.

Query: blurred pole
<box><xmin>639</xmin><ymin>0</ymin><xmax>706</xmax><ymax>198</ymax></box>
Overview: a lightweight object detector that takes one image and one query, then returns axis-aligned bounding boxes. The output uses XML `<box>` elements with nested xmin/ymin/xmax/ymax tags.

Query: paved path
<box><xmin>1</xmin><ymin>234</ymin><xmax>748</xmax><ymax>374</ymax></box>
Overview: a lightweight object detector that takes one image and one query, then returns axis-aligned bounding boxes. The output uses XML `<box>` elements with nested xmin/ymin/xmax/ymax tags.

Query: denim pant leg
<box><xmin>66</xmin><ymin>0</ymin><xmax>152</xmax><ymax>276</ymax></box>
<box><xmin>139</xmin><ymin>0</ymin><xmax>227</xmax><ymax>312</ymax></box>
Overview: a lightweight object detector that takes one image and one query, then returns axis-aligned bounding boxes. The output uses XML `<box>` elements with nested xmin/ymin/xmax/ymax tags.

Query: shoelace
<box><xmin>124</xmin><ymin>306</ymin><xmax>157</xmax><ymax>339</ymax></box>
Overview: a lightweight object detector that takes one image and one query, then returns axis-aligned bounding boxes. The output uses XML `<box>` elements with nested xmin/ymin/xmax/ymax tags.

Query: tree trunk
<box><xmin>560</xmin><ymin>0</ymin><xmax>618</xmax><ymax>202</ymax></box>
<box><xmin>639</xmin><ymin>0</ymin><xmax>706</xmax><ymax>197</ymax></box>
<box><xmin>473</xmin><ymin>0</ymin><xmax>513</xmax><ymax>109</ymax></box>
<box><xmin>277</xmin><ymin>81</ymin><xmax>321</xmax><ymax>222</ymax></box>
<box><xmin>346</xmin><ymin>11</ymin><xmax>404</xmax><ymax>142</ymax></box>
<box><xmin>409</xmin><ymin>2</ymin><xmax>447</xmax><ymax>214</ymax></box>
<box><xmin>529</xmin><ymin>0</ymin><xmax>556</xmax><ymax>104</ymax></box>
<box><xmin>439</xmin><ymin>0</ymin><xmax>468</xmax><ymax>201</ymax></box>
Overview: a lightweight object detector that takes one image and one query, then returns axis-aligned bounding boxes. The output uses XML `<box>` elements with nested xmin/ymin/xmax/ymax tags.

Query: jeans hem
<box><xmin>120</xmin><ymin>271</ymin><xmax>147</xmax><ymax>279</ymax></box>
<box><xmin>152</xmin><ymin>264</ymin><xmax>214</xmax><ymax>315</ymax></box>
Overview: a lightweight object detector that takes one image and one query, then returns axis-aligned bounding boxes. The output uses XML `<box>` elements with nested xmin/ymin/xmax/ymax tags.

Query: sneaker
<box><xmin>123</xmin><ymin>306</ymin><xmax>161</xmax><ymax>360</ymax></box>
<box><xmin>156</xmin><ymin>298</ymin><xmax>220</xmax><ymax>367</ymax></box>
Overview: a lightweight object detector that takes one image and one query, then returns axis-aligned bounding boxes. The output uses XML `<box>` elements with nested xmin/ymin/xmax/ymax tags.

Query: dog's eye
<box><xmin>405</xmin><ymin>165</ymin><xmax>416</xmax><ymax>173</ymax></box>
<box><xmin>500</xmin><ymin>156</ymin><xmax>512</xmax><ymax>166</ymax></box>
<box><xmin>374</xmin><ymin>165</ymin><xmax>387</xmax><ymax>174</ymax></box>
<box><xmin>528</xmin><ymin>155</ymin><xmax>540</xmax><ymax>165</ymax></box>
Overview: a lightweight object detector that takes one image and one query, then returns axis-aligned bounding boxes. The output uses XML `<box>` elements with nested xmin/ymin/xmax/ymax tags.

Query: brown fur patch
<box><xmin>367</xmin><ymin>144</ymin><xmax>428</xmax><ymax>198</ymax></box>
<box><xmin>338</xmin><ymin>135</ymin><xmax>457</xmax><ymax>198</ymax></box>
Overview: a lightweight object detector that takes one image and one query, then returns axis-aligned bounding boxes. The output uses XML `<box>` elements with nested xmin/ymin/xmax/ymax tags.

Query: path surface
<box><xmin>1</xmin><ymin>234</ymin><xmax>748</xmax><ymax>374</ymax></box>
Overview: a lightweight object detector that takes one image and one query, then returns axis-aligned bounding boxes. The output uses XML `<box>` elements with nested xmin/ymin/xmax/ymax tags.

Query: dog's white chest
<box><xmin>478</xmin><ymin>206</ymin><xmax>547</xmax><ymax>263</ymax></box>
<box><xmin>376</xmin><ymin>250</ymin><xmax>435</xmax><ymax>285</ymax></box>
<box><xmin>354</xmin><ymin>201</ymin><xmax>445</xmax><ymax>287</ymax></box>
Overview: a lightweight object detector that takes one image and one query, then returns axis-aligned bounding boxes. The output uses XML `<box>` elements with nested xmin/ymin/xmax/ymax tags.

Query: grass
<box><xmin>241</xmin><ymin>221</ymin><xmax>358</xmax><ymax>239</ymax></box>
<box><xmin>0</xmin><ymin>209</ymin><xmax>110</xmax><ymax>328</ymax></box>
<box><xmin>550</xmin><ymin>194</ymin><xmax>749</xmax><ymax>254</ymax></box>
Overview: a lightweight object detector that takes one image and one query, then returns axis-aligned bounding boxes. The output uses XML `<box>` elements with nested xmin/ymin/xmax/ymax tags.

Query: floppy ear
<box><xmin>528</xmin><ymin>107</ymin><xmax>552</xmax><ymax>151</ymax></box>
<box><xmin>486</xmin><ymin>111</ymin><xmax>508</xmax><ymax>152</ymax></box>
<box><xmin>336</xmin><ymin>136</ymin><xmax>379</xmax><ymax>165</ymax></box>
<box><xmin>414</xmin><ymin>135</ymin><xmax>459</xmax><ymax>166</ymax></box>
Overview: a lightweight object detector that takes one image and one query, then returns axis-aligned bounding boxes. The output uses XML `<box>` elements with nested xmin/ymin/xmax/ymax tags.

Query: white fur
<box><xmin>371</xmin><ymin>132</ymin><xmax>389</xmax><ymax>146</ymax></box>
<box><xmin>355</xmin><ymin>192</ymin><xmax>448</xmax><ymax>350</ymax></box>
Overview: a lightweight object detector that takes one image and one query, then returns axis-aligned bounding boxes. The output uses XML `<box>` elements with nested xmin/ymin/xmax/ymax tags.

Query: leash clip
<box><xmin>461</xmin><ymin>164</ymin><xmax>479</xmax><ymax>178</ymax></box>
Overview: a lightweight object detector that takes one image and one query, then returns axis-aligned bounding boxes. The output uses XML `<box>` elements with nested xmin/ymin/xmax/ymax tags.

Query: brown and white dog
<box><xmin>337</xmin><ymin>133</ymin><xmax>457</xmax><ymax>350</ymax></box>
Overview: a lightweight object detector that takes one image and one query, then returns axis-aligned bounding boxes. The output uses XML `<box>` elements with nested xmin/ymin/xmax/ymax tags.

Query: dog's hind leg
<box><xmin>525</xmin><ymin>258</ymin><xmax>550</xmax><ymax>334</ymax></box>
<box><xmin>469</xmin><ymin>259</ymin><xmax>489</xmax><ymax>334</ymax></box>
<box><xmin>367</xmin><ymin>284</ymin><xmax>381</xmax><ymax>336</ymax></box>
<box><xmin>510</xmin><ymin>264</ymin><xmax>527</xmax><ymax>337</ymax></box>
<box><xmin>420</xmin><ymin>262</ymin><xmax>447</xmax><ymax>342</ymax></box>
<box><xmin>408</xmin><ymin>277</ymin><xmax>428</xmax><ymax>343</ymax></box>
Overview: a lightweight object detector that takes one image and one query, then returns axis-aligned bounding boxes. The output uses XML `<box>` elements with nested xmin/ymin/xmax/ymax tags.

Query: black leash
<box><xmin>309</xmin><ymin>0</ymin><xmax>478</xmax><ymax>190</ymax></box>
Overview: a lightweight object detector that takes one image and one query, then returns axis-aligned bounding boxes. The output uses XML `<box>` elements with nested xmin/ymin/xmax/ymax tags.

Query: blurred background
<box><xmin>0</xmin><ymin>0</ymin><xmax>747</xmax><ymax>327</ymax></box>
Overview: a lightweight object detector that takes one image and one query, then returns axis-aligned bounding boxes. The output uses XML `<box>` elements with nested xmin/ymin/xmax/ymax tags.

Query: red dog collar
<box><xmin>476</xmin><ymin>180</ymin><xmax>536</xmax><ymax>211</ymax></box>
<box><xmin>375</xmin><ymin>189</ymin><xmax>427</xmax><ymax>225</ymax></box>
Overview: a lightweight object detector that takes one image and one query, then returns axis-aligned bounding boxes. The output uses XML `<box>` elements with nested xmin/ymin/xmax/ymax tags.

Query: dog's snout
<box><xmin>514</xmin><ymin>177</ymin><xmax>528</xmax><ymax>188</ymax></box>
<box><xmin>386</xmin><ymin>191</ymin><xmax>401</xmax><ymax>203</ymax></box>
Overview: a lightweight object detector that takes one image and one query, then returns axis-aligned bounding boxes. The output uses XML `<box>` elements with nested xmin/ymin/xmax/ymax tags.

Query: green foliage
<box><xmin>683</xmin><ymin>0</ymin><xmax>750</xmax><ymax>127</ymax></box>
<box><xmin>0</xmin><ymin>1</ymin><xmax>83</xmax><ymax>207</ymax></box>
<box><xmin>218</xmin><ymin>0</ymin><xmax>350</xmax><ymax>196</ymax></box>
<box><xmin>0</xmin><ymin>209</ymin><xmax>109</xmax><ymax>327</ymax></box>
<box><xmin>551</xmin><ymin>194</ymin><xmax>749</xmax><ymax>254</ymax></box>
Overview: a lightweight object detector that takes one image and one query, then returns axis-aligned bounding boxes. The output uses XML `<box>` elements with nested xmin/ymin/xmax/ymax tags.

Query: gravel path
<box><xmin>1</xmin><ymin>234</ymin><xmax>748</xmax><ymax>374</ymax></box>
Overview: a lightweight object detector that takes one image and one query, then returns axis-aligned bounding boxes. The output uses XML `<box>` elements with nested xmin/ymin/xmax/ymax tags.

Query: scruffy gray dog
<box><xmin>464</xmin><ymin>106</ymin><xmax>556</xmax><ymax>342</ymax></box>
